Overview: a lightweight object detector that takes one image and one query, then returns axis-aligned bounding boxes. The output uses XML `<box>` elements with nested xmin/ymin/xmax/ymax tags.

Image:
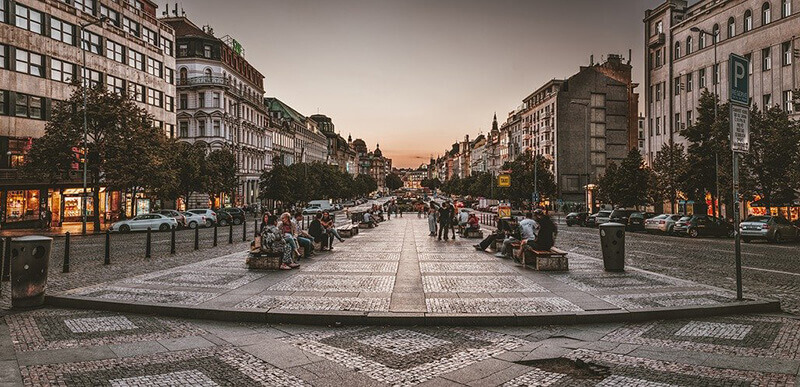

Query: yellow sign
<box><xmin>498</xmin><ymin>205</ymin><xmax>511</xmax><ymax>219</ymax></box>
<box><xmin>497</xmin><ymin>174</ymin><xmax>511</xmax><ymax>187</ymax></box>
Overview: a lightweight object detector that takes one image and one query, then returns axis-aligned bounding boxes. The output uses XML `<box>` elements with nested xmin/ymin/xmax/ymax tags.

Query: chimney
<box><xmin>590</xmin><ymin>55</ymin><xmax>594</xmax><ymax>66</ymax></box>
<box><xmin>628</xmin><ymin>49</ymin><xmax>632</xmax><ymax>65</ymax></box>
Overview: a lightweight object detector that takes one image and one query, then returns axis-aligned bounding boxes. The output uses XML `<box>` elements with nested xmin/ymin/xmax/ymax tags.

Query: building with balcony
<box><xmin>0</xmin><ymin>0</ymin><xmax>176</xmax><ymax>228</ymax></box>
<box><xmin>162</xmin><ymin>16</ymin><xmax>269</xmax><ymax>207</ymax></box>
<box><xmin>265</xmin><ymin>97</ymin><xmax>327</xmax><ymax>166</ymax></box>
<box><xmin>310</xmin><ymin>114</ymin><xmax>357</xmax><ymax>174</ymax></box>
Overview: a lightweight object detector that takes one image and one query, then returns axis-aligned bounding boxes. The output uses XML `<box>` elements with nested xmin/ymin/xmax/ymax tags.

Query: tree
<box><xmin>421</xmin><ymin>178</ymin><xmax>442</xmax><ymax>191</ymax></box>
<box><xmin>354</xmin><ymin>174</ymin><xmax>378</xmax><ymax>196</ymax></box>
<box><xmin>386</xmin><ymin>173</ymin><xmax>404</xmax><ymax>191</ymax></box>
<box><xmin>172</xmin><ymin>141</ymin><xmax>207</xmax><ymax>208</ymax></box>
<box><xmin>496</xmin><ymin>151</ymin><xmax>557</xmax><ymax>206</ymax></box>
<box><xmin>597</xmin><ymin>150</ymin><xmax>652</xmax><ymax>209</ymax></box>
<box><xmin>651</xmin><ymin>142</ymin><xmax>688</xmax><ymax>213</ymax></box>
<box><xmin>596</xmin><ymin>162</ymin><xmax>620</xmax><ymax>206</ymax></box>
<box><xmin>204</xmin><ymin>148</ymin><xmax>238</xmax><ymax>207</ymax></box>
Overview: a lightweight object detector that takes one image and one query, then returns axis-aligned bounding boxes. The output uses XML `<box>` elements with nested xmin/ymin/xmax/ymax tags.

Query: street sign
<box><xmin>729</xmin><ymin>54</ymin><xmax>749</xmax><ymax>106</ymax></box>
<box><xmin>532</xmin><ymin>192</ymin><xmax>540</xmax><ymax>203</ymax></box>
<box><xmin>498</xmin><ymin>205</ymin><xmax>511</xmax><ymax>219</ymax></box>
<box><xmin>497</xmin><ymin>174</ymin><xmax>511</xmax><ymax>187</ymax></box>
<box><xmin>730</xmin><ymin>104</ymin><xmax>750</xmax><ymax>153</ymax></box>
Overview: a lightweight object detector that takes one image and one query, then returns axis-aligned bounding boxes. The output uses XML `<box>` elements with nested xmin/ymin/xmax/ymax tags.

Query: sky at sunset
<box><xmin>169</xmin><ymin>0</ymin><xmax>667</xmax><ymax>168</ymax></box>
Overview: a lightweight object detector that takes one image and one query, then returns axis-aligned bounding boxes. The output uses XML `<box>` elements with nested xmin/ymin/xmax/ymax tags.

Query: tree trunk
<box><xmin>92</xmin><ymin>172</ymin><xmax>101</xmax><ymax>231</ymax></box>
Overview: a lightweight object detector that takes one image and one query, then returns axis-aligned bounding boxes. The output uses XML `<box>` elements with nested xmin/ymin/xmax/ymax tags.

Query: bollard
<box><xmin>62</xmin><ymin>232</ymin><xmax>70</xmax><ymax>273</ymax></box>
<box><xmin>242</xmin><ymin>219</ymin><xmax>247</xmax><ymax>242</ymax></box>
<box><xmin>254</xmin><ymin>219</ymin><xmax>258</xmax><ymax>236</ymax></box>
<box><xmin>2</xmin><ymin>236</ymin><xmax>11</xmax><ymax>281</ymax></box>
<box><xmin>194</xmin><ymin>226</ymin><xmax>199</xmax><ymax>250</ymax></box>
<box><xmin>170</xmin><ymin>225</ymin><xmax>176</xmax><ymax>254</ymax></box>
<box><xmin>145</xmin><ymin>227</ymin><xmax>152</xmax><ymax>258</ymax></box>
<box><xmin>228</xmin><ymin>223</ymin><xmax>233</xmax><ymax>244</ymax></box>
<box><xmin>104</xmin><ymin>230</ymin><xmax>110</xmax><ymax>265</ymax></box>
<box><xmin>213</xmin><ymin>224</ymin><xmax>218</xmax><ymax>247</ymax></box>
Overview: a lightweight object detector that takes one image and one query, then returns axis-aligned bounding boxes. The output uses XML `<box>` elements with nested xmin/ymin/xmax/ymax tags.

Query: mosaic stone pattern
<box><xmin>122</xmin><ymin>271</ymin><xmax>263</xmax><ymax>290</ymax></box>
<box><xmin>419</xmin><ymin>262</ymin><xmax>515</xmax><ymax>273</ymax></box>
<box><xmin>601</xmin><ymin>315</ymin><xmax>800</xmax><ymax>359</ymax></box>
<box><xmin>66</xmin><ymin>286</ymin><xmax>218</xmax><ymax>305</ymax></box>
<box><xmin>6</xmin><ymin>309</ymin><xmax>205</xmax><ymax>352</ymax></box>
<box><xmin>425</xmin><ymin>297</ymin><xmax>582</xmax><ymax>314</ymax></box>
<box><xmin>303</xmin><ymin>261</ymin><xmax>399</xmax><ymax>273</ymax></box>
<box><xmin>550</xmin><ymin>271</ymin><xmax>693</xmax><ymax>292</ymax></box>
<box><xmin>20</xmin><ymin>346</ymin><xmax>309</xmax><ymax>386</ymax></box>
<box><xmin>324</xmin><ymin>252</ymin><xmax>402</xmax><ymax>261</ymax></box>
<box><xmin>235</xmin><ymin>295</ymin><xmax>390</xmax><ymax>312</ymax></box>
<box><xmin>182</xmin><ymin>255</ymin><xmax>249</xmax><ymax>271</ymax></box>
<box><xmin>268</xmin><ymin>274</ymin><xmax>395</xmax><ymax>293</ymax></box>
<box><xmin>283</xmin><ymin>327</ymin><xmax>526</xmax><ymax>386</ymax></box>
<box><xmin>422</xmin><ymin>276</ymin><xmax>549</xmax><ymax>293</ymax></box>
<box><xmin>598</xmin><ymin>290</ymin><xmax>738</xmax><ymax>310</ymax></box>
<box><xmin>417</xmin><ymin>253</ymin><xmax>495</xmax><ymax>262</ymax></box>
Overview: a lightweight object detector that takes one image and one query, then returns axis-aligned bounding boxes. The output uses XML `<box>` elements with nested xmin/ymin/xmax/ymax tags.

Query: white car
<box><xmin>110</xmin><ymin>213</ymin><xmax>178</xmax><ymax>233</ymax></box>
<box><xmin>181</xmin><ymin>211</ymin><xmax>207</xmax><ymax>229</ymax></box>
<box><xmin>302</xmin><ymin>205</ymin><xmax>324</xmax><ymax>215</ymax></box>
<box><xmin>645</xmin><ymin>214</ymin><xmax>682</xmax><ymax>234</ymax></box>
<box><xmin>187</xmin><ymin>208</ymin><xmax>217</xmax><ymax>227</ymax></box>
<box><xmin>595</xmin><ymin>210</ymin><xmax>612</xmax><ymax>225</ymax></box>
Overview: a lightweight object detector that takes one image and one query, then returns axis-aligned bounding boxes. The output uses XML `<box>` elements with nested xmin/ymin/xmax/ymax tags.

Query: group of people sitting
<box><xmin>474</xmin><ymin>209</ymin><xmax>556</xmax><ymax>264</ymax></box>
<box><xmin>258</xmin><ymin>210</ymin><xmax>344</xmax><ymax>270</ymax></box>
<box><xmin>426</xmin><ymin>201</ymin><xmax>480</xmax><ymax>241</ymax></box>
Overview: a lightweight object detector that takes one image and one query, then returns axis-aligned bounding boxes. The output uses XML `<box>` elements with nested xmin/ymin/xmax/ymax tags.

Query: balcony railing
<box><xmin>178</xmin><ymin>76</ymin><xmax>231</xmax><ymax>88</ymax></box>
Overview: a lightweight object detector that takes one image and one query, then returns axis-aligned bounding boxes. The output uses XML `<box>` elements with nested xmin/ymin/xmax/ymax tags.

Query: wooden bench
<box><xmin>512</xmin><ymin>243</ymin><xmax>568</xmax><ymax>271</ymax></box>
<box><xmin>338</xmin><ymin>224</ymin><xmax>357</xmax><ymax>238</ymax></box>
<box><xmin>246</xmin><ymin>251</ymin><xmax>284</xmax><ymax>270</ymax></box>
<box><xmin>359</xmin><ymin>222</ymin><xmax>375</xmax><ymax>229</ymax></box>
<box><xmin>463</xmin><ymin>228</ymin><xmax>484</xmax><ymax>239</ymax></box>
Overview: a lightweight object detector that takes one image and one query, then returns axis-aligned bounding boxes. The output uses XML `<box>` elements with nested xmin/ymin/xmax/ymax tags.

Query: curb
<box><xmin>45</xmin><ymin>295</ymin><xmax>781</xmax><ymax>327</ymax></box>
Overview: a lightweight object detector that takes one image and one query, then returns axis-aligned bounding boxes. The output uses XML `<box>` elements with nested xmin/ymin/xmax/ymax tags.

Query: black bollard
<box><xmin>62</xmin><ymin>232</ymin><xmax>70</xmax><ymax>273</ymax></box>
<box><xmin>104</xmin><ymin>230</ymin><xmax>110</xmax><ymax>265</ymax></box>
<box><xmin>213</xmin><ymin>224</ymin><xmax>218</xmax><ymax>247</ymax></box>
<box><xmin>194</xmin><ymin>226</ymin><xmax>199</xmax><ymax>250</ymax></box>
<box><xmin>2</xmin><ymin>237</ymin><xmax>11</xmax><ymax>281</ymax></box>
<box><xmin>145</xmin><ymin>227</ymin><xmax>152</xmax><ymax>258</ymax></box>
<box><xmin>242</xmin><ymin>219</ymin><xmax>247</xmax><ymax>242</ymax></box>
<box><xmin>170</xmin><ymin>225</ymin><xmax>176</xmax><ymax>254</ymax></box>
<box><xmin>228</xmin><ymin>222</ymin><xmax>233</xmax><ymax>244</ymax></box>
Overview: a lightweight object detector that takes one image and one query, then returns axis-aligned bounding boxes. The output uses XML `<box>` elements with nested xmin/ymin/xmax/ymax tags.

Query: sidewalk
<box><xmin>47</xmin><ymin>216</ymin><xmax>779</xmax><ymax>326</ymax></box>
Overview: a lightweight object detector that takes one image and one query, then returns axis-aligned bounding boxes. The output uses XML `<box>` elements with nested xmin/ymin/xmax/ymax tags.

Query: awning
<box><xmin>749</xmin><ymin>199</ymin><xmax>800</xmax><ymax>207</ymax></box>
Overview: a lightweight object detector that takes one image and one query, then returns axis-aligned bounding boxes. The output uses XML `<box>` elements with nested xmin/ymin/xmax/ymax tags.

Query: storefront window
<box><xmin>5</xmin><ymin>190</ymin><xmax>39</xmax><ymax>222</ymax></box>
<box><xmin>136</xmin><ymin>198</ymin><xmax>150</xmax><ymax>215</ymax></box>
<box><xmin>63</xmin><ymin>196</ymin><xmax>93</xmax><ymax>219</ymax></box>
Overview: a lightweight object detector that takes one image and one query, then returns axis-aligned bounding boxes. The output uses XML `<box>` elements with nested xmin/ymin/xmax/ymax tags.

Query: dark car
<box><xmin>585</xmin><ymin>213</ymin><xmax>598</xmax><ymax>228</ymax></box>
<box><xmin>218</xmin><ymin>207</ymin><xmax>245</xmax><ymax>226</ymax></box>
<box><xmin>609</xmin><ymin>209</ymin><xmax>636</xmax><ymax>226</ymax></box>
<box><xmin>674</xmin><ymin>215</ymin><xmax>734</xmax><ymax>238</ymax></box>
<box><xmin>627</xmin><ymin>212</ymin><xmax>658</xmax><ymax>232</ymax></box>
<box><xmin>565</xmin><ymin>212</ymin><xmax>589</xmax><ymax>227</ymax></box>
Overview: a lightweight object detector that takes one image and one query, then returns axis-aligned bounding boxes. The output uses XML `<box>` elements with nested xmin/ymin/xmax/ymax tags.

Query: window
<box><xmin>213</xmin><ymin>120</ymin><xmax>221</xmax><ymax>136</ymax></box>
<box><xmin>179</xmin><ymin>67</ymin><xmax>187</xmax><ymax>83</ymax></box>
<box><xmin>0</xmin><ymin>0</ymin><xmax>6</xmax><ymax>22</ymax></box>
<box><xmin>165</xmin><ymin>68</ymin><xmax>174</xmax><ymax>84</ymax></box>
<box><xmin>699</xmin><ymin>32</ymin><xmax>706</xmax><ymax>49</ymax></box>
<box><xmin>713</xmin><ymin>63</ymin><xmax>720</xmax><ymax>85</ymax></box>
<box><xmin>15</xmin><ymin>49</ymin><xmax>44</xmax><ymax>77</ymax></box>
<box><xmin>674</xmin><ymin>113</ymin><xmax>681</xmax><ymax>131</ymax></box>
<box><xmin>763</xmin><ymin>2</ymin><xmax>772</xmax><ymax>24</ymax></box>
<box><xmin>655</xmin><ymin>20</ymin><xmax>663</xmax><ymax>34</ymax></box>
<box><xmin>744</xmin><ymin>10</ymin><xmax>753</xmax><ymax>31</ymax></box>
<box><xmin>686</xmin><ymin>72</ymin><xmax>693</xmax><ymax>91</ymax></box>
<box><xmin>655</xmin><ymin>50</ymin><xmax>662</xmax><ymax>67</ymax></box>
<box><xmin>712</xmin><ymin>24</ymin><xmax>719</xmax><ymax>43</ymax></box>
<box><xmin>674</xmin><ymin>42</ymin><xmax>681</xmax><ymax>58</ymax></box>
<box><xmin>146</xmin><ymin>57</ymin><xmax>162</xmax><ymax>77</ymax></box>
<box><xmin>783</xmin><ymin>90</ymin><xmax>793</xmax><ymax>112</ymax></box>
<box><xmin>699</xmin><ymin>68</ymin><xmax>706</xmax><ymax>88</ymax></box>
<box><xmin>204</xmin><ymin>44</ymin><xmax>212</xmax><ymax>58</ymax></box>
<box><xmin>655</xmin><ymin>83</ymin><xmax>662</xmax><ymax>101</ymax></box>
<box><xmin>763</xmin><ymin>47</ymin><xmax>772</xmax><ymax>70</ymax></box>
<box><xmin>81</xmin><ymin>30</ymin><xmax>101</xmax><ymax>54</ymax></box>
<box><xmin>166</xmin><ymin>123</ymin><xmax>175</xmax><ymax>138</ymax></box>
<box><xmin>15</xmin><ymin>4</ymin><xmax>42</xmax><ymax>34</ymax></box>
<box><xmin>50</xmin><ymin>18</ymin><xmax>75</xmax><ymax>45</ymax></box>
<box><xmin>147</xmin><ymin>88</ymin><xmax>162</xmax><ymax>107</ymax></box>
<box><xmin>165</xmin><ymin>95</ymin><xmax>174</xmax><ymax>112</ymax></box>
<box><xmin>73</xmin><ymin>0</ymin><xmax>94</xmax><ymax>14</ymax></box>
<box><xmin>198</xmin><ymin>92</ymin><xmax>205</xmax><ymax>108</ymax></box>
<box><xmin>122</xmin><ymin>17</ymin><xmax>139</xmax><ymax>37</ymax></box>
<box><xmin>129</xmin><ymin>0</ymin><xmax>143</xmax><ymax>10</ymax></box>
<box><xmin>127</xmin><ymin>49</ymin><xmax>144</xmax><ymax>70</ymax></box>
<box><xmin>50</xmin><ymin>58</ymin><xmax>75</xmax><ymax>83</ymax></box>
<box><xmin>15</xmin><ymin>94</ymin><xmax>42</xmax><ymax>119</ymax></box>
<box><xmin>763</xmin><ymin>93</ymin><xmax>772</xmax><ymax>107</ymax></box>
<box><xmin>0</xmin><ymin>91</ymin><xmax>6</xmax><ymax>115</ymax></box>
<box><xmin>728</xmin><ymin>17</ymin><xmax>736</xmax><ymax>38</ymax></box>
<box><xmin>198</xmin><ymin>120</ymin><xmax>206</xmax><ymax>136</ymax></box>
<box><xmin>160</xmin><ymin>38</ymin><xmax>173</xmax><ymax>56</ymax></box>
<box><xmin>674</xmin><ymin>77</ymin><xmax>681</xmax><ymax>95</ymax></box>
<box><xmin>127</xmin><ymin>82</ymin><xmax>144</xmax><ymax>102</ymax></box>
<box><xmin>745</xmin><ymin>52</ymin><xmax>754</xmax><ymax>74</ymax></box>
<box><xmin>179</xmin><ymin>93</ymin><xmax>187</xmax><ymax>109</ymax></box>
<box><xmin>783</xmin><ymin>0</ymin><xmax>792</xmax><ymax>17</ymax></box>
<box><xmin>142</xmin><ymin>27</ymin><xmax>157</xmax><ymax>46</ymax></box>
<box><xmin>655</xmin><ymin>117</ymin><xmax>661</xmax><ymax>135</ymax></box>
<box><xmin>106</xmin><ymin>74</ymin><xmax>124</xmax><ymax>95</ymax></box>
<box><xmin>212</xmin><ymin>92</ymin><xmax>220</xmax><ymax>108</ymax></box>
<box><xmin>99</xmin><ymin>5</ymin><xmax>120</xmax><ymax>27</ymax></box>
<box><xmin>106</xmin><ymin>40</ymin><xmax>124</xmax><ymax>63</ymax></box>
<box><xmin>178</xmin><ymin>44</ymin><xmax>188</xmax><ymax>57</ymax></box>
<box><xmin>686</xmin><ymin>36</ymin><xmax>693</xmax><ymax>54</ymax></box>
<box><xmin>81</xmin><ymin>68</ymin><xmax>101</xmax><ymax>87</ymax></box>
<box><xmin>783</xmin><ymin>41</ymin><xmax>792</xmax><ymax>65</ymax></box>
<box><xmin>179</xmin><ymin>121</ymin><xmax>188</xmax><ymax>137</ymax></box>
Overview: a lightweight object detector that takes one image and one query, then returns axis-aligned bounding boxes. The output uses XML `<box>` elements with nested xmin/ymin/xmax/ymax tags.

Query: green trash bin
<box><xmin>10</xmin><ymin>236</ymin><xmax>52</xmax><ymax>309</ymax></box>
<box><xmin>599</xmin><ymin>222</ymin><xmax>625</xmax><ymax>272</ymax></box>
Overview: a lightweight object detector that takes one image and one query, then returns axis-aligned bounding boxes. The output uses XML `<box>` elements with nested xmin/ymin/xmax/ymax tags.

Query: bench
<box><xmin>338</xmin><ymin>224</ymin><xmax>357</xmax><ymax>238</ymax></box>
<box><xmin>512</xmin><ymin>243</ymin><xmax>568</xmax><ymax>271</ymax></box>
<box><xmin>359</xmin><ymin>222</ymin><xmax>375</xmax><ymax>229</ymax></box>
<box><xmin>463</xmin><ymin>228</ymin><xmax>484</xmax><ymax>239</ymax></box>
<box><xmin>246</xmin><ymin>251</ymin><xmax>284</xmax><ymax>270</ymax></box>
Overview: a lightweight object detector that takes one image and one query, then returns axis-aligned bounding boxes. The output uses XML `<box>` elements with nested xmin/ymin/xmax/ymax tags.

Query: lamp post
<box><xmin>79</xmin><ymin>16</ymin><xmax>107</xmax><ymax>235</ymax></box>
<box><xmin>691</xmin><ymin>26</ymin><xmax>720</xmax><ymax>219</ymax></box>
<box><xmin>570</xmin><ymin>100</ymin><xmax>591</xmax><ymax>212</ymax></box>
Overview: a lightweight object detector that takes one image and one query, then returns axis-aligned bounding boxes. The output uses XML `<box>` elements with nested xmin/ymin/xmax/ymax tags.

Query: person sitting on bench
<box><xmin>467</xmin><ymin>213</ymin><xmax>480</xmax><ymax>229</ymax></box>
<box><xmin>526</xmin><ymin>209</ymin><xmax>556</xmax><ymax>251</ymax></box>
<box><xmin>474</xmin><ymin>217</ymin><xmax>513</xmax><ymax>251</ymax></box>
<box><xmin>363</xmin><ymin>210</ymin><xmax>378</xmax><ymax>227</ymax></box>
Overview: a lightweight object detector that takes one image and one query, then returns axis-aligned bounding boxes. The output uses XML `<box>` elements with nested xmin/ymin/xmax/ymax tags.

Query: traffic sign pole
<box><xmin>729</xmin><ymin>53</ymin><xmax>749</xmax><ymax>301</ymax></box>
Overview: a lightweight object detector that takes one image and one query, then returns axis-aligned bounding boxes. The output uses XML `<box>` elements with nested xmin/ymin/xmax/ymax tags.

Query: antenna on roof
<box><xmin>181</xmin><ymin>7</ymin><xmax>186</xmax><ymax>16</ymax></box>
<box><xmin>162</xmin><ymin>3</ymin><xmax>168</xmax><ymax>16</ymax></box>
<box><xmin>173</xmin><ymin>3</ymin><xmax>178</xmax><ymax>17</ymax></box>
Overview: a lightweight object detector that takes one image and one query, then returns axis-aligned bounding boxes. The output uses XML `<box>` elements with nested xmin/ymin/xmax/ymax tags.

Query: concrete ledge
<box><xmin>45</xmin><ymin>295</ymin><xmax>781</xmax><ymax>327</ymax></box>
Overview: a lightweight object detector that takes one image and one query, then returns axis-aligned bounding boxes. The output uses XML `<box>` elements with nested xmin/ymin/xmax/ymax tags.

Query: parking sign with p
<box><xmin>729</xmin><ymin>54</ymin><xmax>749</xmax><ymax>106</ymax></box>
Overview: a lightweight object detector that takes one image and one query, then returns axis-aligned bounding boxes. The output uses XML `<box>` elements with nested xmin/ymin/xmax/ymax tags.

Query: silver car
<box><xmin>595</xmin><ymin>210</ymin><xmax>612</xmax><ymax>225</ymax></box>
<box><xmin>645</xmin><ymin>214</ymin><xmax>682</xmax><ymax>234</ymax></box>
<box><xmin>740</xmin><ymin>216</ymin><xmax>798</xmax><ymax>243</ymax></box>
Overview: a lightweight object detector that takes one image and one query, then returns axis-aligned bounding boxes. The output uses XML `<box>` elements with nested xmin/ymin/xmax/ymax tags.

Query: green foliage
<box><xmin>386</xmin><ymin>173</ymin><xmax>404</xmax><ymax>191</ymax></box>
<box><xmin>204</xmin><ymin>148</ymin><xmax>238</xmax><ymax>204</ymax></box>
<box><xmin>258</xmin><ymin>162</ymin><xmax>375</xmax><ymax>206</ymax></box>
<box><xmin>421</xmin><ymin>178</ymin><xmax>442</xmax><ymax>190</ymax></box>
<box><xmin>597</xmin><ymin>149</ymin><xmax>652</xmax><ymax>208</ymax></box>
<box><xmin>651</xmin><ymin>142</ymin><xmax>688</xmax><ymax>212</ymax></box>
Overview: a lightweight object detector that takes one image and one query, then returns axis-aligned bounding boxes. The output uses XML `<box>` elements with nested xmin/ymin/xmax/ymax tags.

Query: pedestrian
<box><xmin>527</xmin><ymin>209</ymin><xmax>556</xmax><ymax>251</ymax></box>
<box><xmin>427</xmin><ymin>205</ymin><xmax>438</xmax><ymax>236</ymax></box>
<box><xmin>438</xmin><ymin>202</ymin><xmax>452</xmax><ymax>241</ymax></box>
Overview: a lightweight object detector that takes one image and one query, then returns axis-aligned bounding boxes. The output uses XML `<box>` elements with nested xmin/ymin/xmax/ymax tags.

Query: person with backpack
<box><xmin>261</xmin><ymin>215</ymin><xmax>298</xmax><ymax>270</ymax></box>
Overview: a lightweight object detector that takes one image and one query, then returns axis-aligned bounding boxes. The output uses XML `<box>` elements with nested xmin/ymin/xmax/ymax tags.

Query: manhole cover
<box><xmin>515</xmin><ymin>358</ymin><xmax>609</xmax><ymax>380</ymax></box>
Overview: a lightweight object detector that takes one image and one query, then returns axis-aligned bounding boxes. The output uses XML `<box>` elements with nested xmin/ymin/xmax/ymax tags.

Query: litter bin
<box><xmin>10</xmin><ymin>235</ymin><xmax>52</xmax><ymax>308</ymax></box>
<box><xmin>599</xmin><ymin>222</ymin><xmax>625</xmax><ymax>272</ymax></box>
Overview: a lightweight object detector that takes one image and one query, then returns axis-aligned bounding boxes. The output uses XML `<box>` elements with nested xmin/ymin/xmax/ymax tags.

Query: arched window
<box><xmin>712</xmin><ymin>24</ymin><xmax>720</xmax><ymax>43</ymax></box>
<box><xmin>204</xmin><ymin>68</ymin><xmax>212</xmax><ymax>81</ymax></box>
<box><xmin>728</xmin><ymin>17</ymin><xmax>736</xmax><ymax>38</ymax></box>
<box><xmin>744</xmin><ymin>10</ymin><xmax>753</xmax><ymax>31</ymax></box>
<box><xmin>699</xmin><ymin>31</ymin><xmax>706</xmax><ymax>49</ymax></box>
<box><xmin>783</xmin><ymin>0</ymin><xmax>792</xmax><ymax>17</ymax></box>
<box><xmin>675</xmin><ymin>41</ymin><xmax>681</xmax><ymax>58</ymax></box>
<box><xmin>686</xmin><ymin>36</ymin><xmax>693</xmax><ymax>54</ymax></box>
<box><xmin>179</xmin><ymin>67</ymin><xmax>187</xmax><ymax>83</ymax></box>
<box><xmin>763</xmin><ymin>2</ymin><xmax>772</xmax><ymax>25</ymax></box>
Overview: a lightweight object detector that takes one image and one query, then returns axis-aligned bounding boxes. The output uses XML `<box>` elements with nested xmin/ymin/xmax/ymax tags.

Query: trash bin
<box><xmin>599</xmin><ymin>222</ymin><xmax>625</xmax><ymax>272</ymax></box>
<box><xmin>10</xmin><ymin>235</ymin><xmax>52</xmax><ymax>308</ymax></box>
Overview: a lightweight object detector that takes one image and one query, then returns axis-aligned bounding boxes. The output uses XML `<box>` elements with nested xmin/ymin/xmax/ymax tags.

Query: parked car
<box><xmin>740</xmin><ymin>215</ymin><xmax>799</xmax><ymax>243</ymax></box>
<box><xmin>585</xmin><ymin>213</ymin><xmax>599</xmax><ymax>228</ymax></box>
<box><xmin>627</xmin><ymin>212</ymin><xmax>658</xmax><ymax>231</ymax></box>
<box><xmin>158</xmin><ymin>210</ymin><xmax>186</xmax><ymax>229</ymax></box>
<box><xmin>109</xmin><ymin>213</ymin><xmax>177</xmax><ymax>233</ymax></box>
<box><xmin>645</xmin><ymin>214</ymin><xmax>682</xmax><ymax>234</ymax></box>
<box><xmin>565</xmin><ymin>212</ymin><xmax>589</xmax><ymax>227</ymax></box>
<box><xmin>609</xmin><ymin>209</ymin><xmax>636</xmax><ymax>226</ymax></box>
<box><xmin>181</xmin><ymin>212</ymin><xmax>206</xmax><ymax>229</ymax></box>
<box><xmin>674</xmin><ymin>215</ymin><xmax>734</xmax><ymax>238</ymax></box>
<box><xmin>187</xmin><ymin>208</ymin><xmax>217</xmax><ymax>227</ymax></box>
<box><xmin>302</xmin><ymin>205</ymin><xmax>324</xmax><ymax>215</ymax></box>
<box><xmin>218</xmin><ymin>207</ymin><xmax>245</xmax><ymax>226</ymax></box>
<box><xmin>594</xmin><ymin>210</ymin><xmax>612</xmax><ymax>226</ymax></box>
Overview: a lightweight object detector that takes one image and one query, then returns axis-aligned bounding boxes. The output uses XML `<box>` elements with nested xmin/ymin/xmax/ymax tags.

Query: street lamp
<box><xmin>691</xmin><ymin>26</ymin><xmax>721</xmax><ymax>219</ymax></box>
<box><xmin>79</xmin><ymin>15</ymin><xmax>108</xmax><ymax>235</ymax></box>
<box><xmin>570</xmin><ymin>100</ymin><xmax>591</xmax><ymax>212</ymax></box>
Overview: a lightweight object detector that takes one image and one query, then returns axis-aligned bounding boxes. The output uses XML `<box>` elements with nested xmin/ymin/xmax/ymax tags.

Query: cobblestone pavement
<box><xmin>1</xmin><ymin>307</ymin><xmax>799</xmax><ymax>386</ymax></box>
<box><xmin>551</xmin><ymin>223</ymin><xmax>800</xmax><ymax>314</ymax></box>
<box><xmin>48</xmin><ymin>216</ymin><xmax>762</xmax><ymax>316</ymax></box>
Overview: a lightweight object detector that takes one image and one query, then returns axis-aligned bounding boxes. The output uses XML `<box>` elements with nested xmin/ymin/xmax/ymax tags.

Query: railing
<box><xmin>178</xmin><ymin>76</ymin><xmax>230</xmax><ymax>87</ymax></box>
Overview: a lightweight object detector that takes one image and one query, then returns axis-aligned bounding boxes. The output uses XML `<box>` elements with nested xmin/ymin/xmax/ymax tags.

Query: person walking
<box><xmin>427</xmin><ymin>205</ymin><xmax>438</xmax><ymax>236</ymax></box>
<box><xmin>438</xmin><ymin>202</ymin><xmax>452</xmax><ymax>241</ymax></box>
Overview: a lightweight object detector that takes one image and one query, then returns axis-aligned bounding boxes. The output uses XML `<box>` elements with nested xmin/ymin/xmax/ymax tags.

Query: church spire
<box><xmin>491</xmin><ymin>113</ymin><xmax>498</xmax><ymax>132</ymax></box>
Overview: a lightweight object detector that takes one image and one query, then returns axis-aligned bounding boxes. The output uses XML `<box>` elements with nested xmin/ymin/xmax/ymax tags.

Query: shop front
<box><xmin>747</xmin><ymin>198</ymin><xmax>800</xmax><ymax>222</ymax></box>
<box><xmin>1</xmin><ymin>189</ymin><xmax>44</xmax><ymax>229</ymax></box>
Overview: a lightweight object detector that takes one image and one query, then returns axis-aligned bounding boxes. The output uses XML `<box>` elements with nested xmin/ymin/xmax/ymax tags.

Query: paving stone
<box><xmin>65</xmin><ymin>286</ymin><xmax>218</xmax><ymax>305</ymax></box>
<box><xmin>108</xmin><ymin>340</ymin><xmax>169</xmax><ymax>358</ymax></box>
<box><xmin>0</xmin><ymin>360</ymin><xmax>22</xmax><ymax>384</ymax></box>
<box><xmin>237</xmin><ymin>295</ymin><xmax>390</xmax><ymax>312</ymax></box>
<box><xmin>422</xmin><ymin>276</ymin><xmax>548</xmax><ymax>293</ymax></box>
<box><xmin>426</xmin><ymin>297</ymin><xmax>581</xmax><ymax>314</ymax></box>
<box><xmin>157</xmin><ymin>335</ymin><xmax>217</xmax><ymax>351</ymax></box>
<box><xmin>269</xmin><ymin>274</ymin><xmax>395</xmax><ymax>293</ymax></box>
